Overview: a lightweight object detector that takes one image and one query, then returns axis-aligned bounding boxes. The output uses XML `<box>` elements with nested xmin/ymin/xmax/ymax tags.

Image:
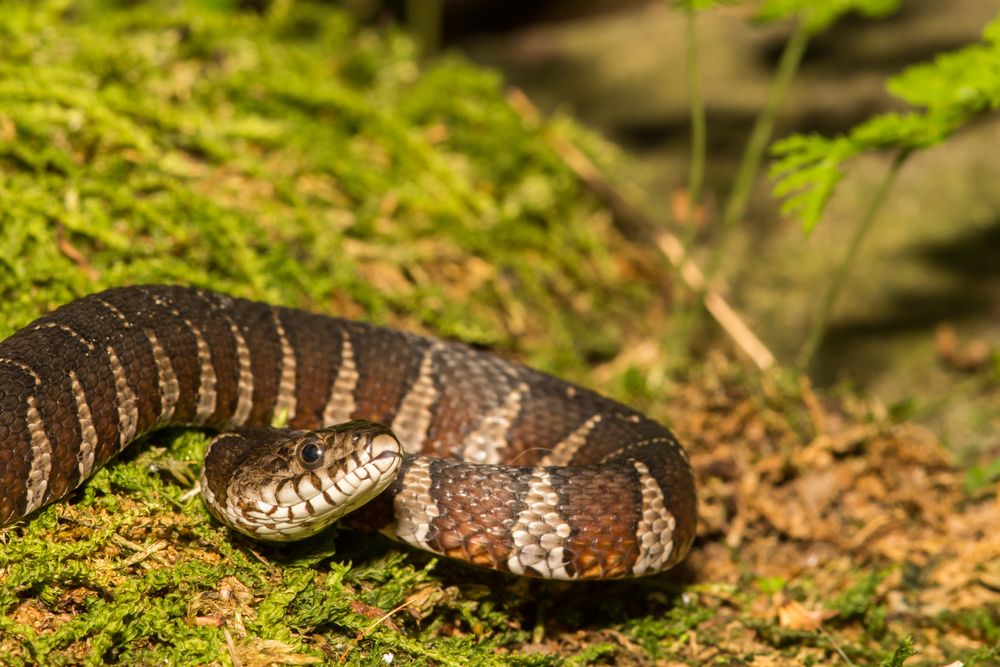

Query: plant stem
<box><xmin>683</xmin><ymin>3</ymin><xmax>706</xmax><ymax>249</ymax></box>
<box><xmin>796</xmin><ymin>148</ymin><xmax>912</xmax><ymax>369</ymax></box>
<box><xmin>406</xmin><ymin>0</ymin><xmax>442</xmax><ymax>59</ymax></box>
<box><xmin>706</xmin><ymin>18</ymin><xmax>811</xmax><ymax>280</ymax></box>
<box><xmin>666</xmin><ymin>4</ymin><xmax>709</xmax><ymax>370</ymax></box>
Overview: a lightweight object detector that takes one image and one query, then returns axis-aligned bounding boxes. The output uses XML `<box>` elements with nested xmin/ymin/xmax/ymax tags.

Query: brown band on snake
<box><xmin>0</xmin><ymin>285</ymin><xmax>696</xmax><ymax>579</ymax></box>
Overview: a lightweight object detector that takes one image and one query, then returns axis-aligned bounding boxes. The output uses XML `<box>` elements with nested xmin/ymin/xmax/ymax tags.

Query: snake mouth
<box><xmin>370</xmin><ymin>438</ymin><xmax>403</xmax><ymax>472</ymax></box>
<box><xmin>371</xmin><ymin>443</ymin><xmax>403</xmax><ymax>470</ymax></box>
<box><xmin>223</xmin><ymin>426</ymin><xmax>405</xmax><ymax>541</ymax></box>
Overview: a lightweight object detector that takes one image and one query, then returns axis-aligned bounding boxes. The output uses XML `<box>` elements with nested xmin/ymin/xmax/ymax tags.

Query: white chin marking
<box><xmin>233</xmin><ymin>455</ymin><xmax>401</xmax><ymax>540</ymax></box>
<box><xmin>296</xmin><ymin>476</ymin><xmax>321</xmax><ymax>498</ymax></box>
<box><xmin>275</xmin><ymin>482</ymin><xmax>301</xmax><ymax>506</ymax></box>
<box><xmin>333</xmin><ymin>477</ymin><xmax>357</xmax><ymax>496</ymax></box>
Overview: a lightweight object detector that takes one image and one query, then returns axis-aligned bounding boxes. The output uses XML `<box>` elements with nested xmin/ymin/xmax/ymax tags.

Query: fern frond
<box><xmin>756</xmin><ymin>0</ymin><xmax>899</xmax><ymax>34</ymax></box>
<box><xmin>771</xmin><ymin>12</ymin><xmax>1000</xmax><ymax>232</ymax></box>
<box><xmin>770</xmin><ymin>135</ymin><xmax>852</xmax><ymax>231</ymax></box>
<box><xmin>673</xmin><ymin>0</ymin><xmax>742</xmax><ymax>11</ymax></box>
<box><xmin>887</xmin><ymin>28</ymin><xmax>1000</xmax><ymax>111</ymax></box>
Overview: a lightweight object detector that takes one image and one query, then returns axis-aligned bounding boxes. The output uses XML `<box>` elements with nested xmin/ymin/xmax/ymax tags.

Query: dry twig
<box><xmin>506</xmin><ymin>88</ymin><xmax>775</xmax><ymax>371</ymax></box>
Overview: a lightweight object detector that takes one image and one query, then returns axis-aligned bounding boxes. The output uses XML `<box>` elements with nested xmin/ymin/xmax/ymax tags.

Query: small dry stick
<box><xmin>55</xmin><ymin>221</ymin><xmax>100</xmax><ymax>282</ymax></box>
<box><xmin>506</xmin><ymin>88</ymin><xmax>775</xmax><ymax>372</ymax></box>
<box><xmin>223</xmin><ymin>627</ymin><xmax>244</xmax><ymax>667</ymax></box>
<box><xmin>338</xmin><ymin>600</ymin><xmax>412</xmax><ymax>662</ymax></box>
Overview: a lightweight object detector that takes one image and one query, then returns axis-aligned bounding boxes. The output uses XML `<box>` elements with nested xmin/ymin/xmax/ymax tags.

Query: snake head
<box><xmin>200</xmin><ymin>420</ymin><xmax>404</xmax><ymax>541</ymax></box>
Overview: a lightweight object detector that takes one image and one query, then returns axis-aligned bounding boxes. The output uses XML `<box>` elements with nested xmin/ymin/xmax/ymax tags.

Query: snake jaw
<box><xmin>202</xmin><ymin>421</ymin><xmax>404</xmax><ymax>541</ymax></box>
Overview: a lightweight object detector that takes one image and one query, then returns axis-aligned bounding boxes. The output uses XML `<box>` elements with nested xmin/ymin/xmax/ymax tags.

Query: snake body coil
<box><xmin>0</xmin><ymin>286</ymin><xmax>695</xmax><ymax>580</ymax></box>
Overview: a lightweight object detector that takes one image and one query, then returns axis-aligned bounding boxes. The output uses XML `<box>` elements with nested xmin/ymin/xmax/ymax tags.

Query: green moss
<box><xmin>828</xmin><ymin>568</ymin><xmax>887</xmax><ymax>620</ymax></box>
<box><xmin>623</xmin><ymin>602</ymin><xmax>712</xmax><ymax>659</ymax></box>
<box><xmin>0</xmin><ymin>0</ymin><xmax>659</xmax><ymax>383</ymax></box>
<box><xmin>878</xmin><ymin>635</ymin><xmax>917</xmax><ymax>667</ymax></box>
<box><xmin>0</xmin><ymin>1</ymin><xmax>680</xmax><ymax>663</ymax></box>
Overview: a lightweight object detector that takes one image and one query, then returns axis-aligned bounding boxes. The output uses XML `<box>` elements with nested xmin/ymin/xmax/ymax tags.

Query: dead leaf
<box><xmin>775</xmin><ymin>596</ymin><xmax>837</xmax><ymax>631</ymax></box>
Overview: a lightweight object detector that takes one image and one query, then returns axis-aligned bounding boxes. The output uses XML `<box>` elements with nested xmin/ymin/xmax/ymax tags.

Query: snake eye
<box><xmin>297</xmin><ymin>438</ymin><xmax>324</xmax><ymax>468</ymax></box>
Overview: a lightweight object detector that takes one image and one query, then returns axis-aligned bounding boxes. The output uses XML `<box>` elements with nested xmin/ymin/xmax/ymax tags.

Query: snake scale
<box><xmin>0</xmin><ymin>285</ymin><xmax>696</xmax><ymax>580</ymax></box>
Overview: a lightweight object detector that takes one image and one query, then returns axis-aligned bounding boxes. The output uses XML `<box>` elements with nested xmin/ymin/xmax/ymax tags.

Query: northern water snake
<box><xmin>0</xmin><ymin>285</ymin><xmax>695</xmax><ymax>580</ymax></box>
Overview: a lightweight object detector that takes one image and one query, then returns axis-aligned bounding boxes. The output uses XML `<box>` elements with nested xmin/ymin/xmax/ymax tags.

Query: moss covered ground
<box><xmin>0</xmin><ymin>1</ymin><xmax>997</xmax><ymax>665</ymax></box>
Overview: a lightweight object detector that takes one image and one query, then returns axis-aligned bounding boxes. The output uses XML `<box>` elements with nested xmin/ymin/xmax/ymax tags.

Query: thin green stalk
<box><xmin>666</xmin><ymin>3</ymin><xmax>708</xmax><ymax>371</ymax></box>
<box><xmin>683</xmin><ymin>3</ymin><xmax>707</xmax><ymax>249</ymax></box>
<box><xmin>797</xmin><ymin>148</ymin><xmax>912</xmax><ymax>369</ymax></box>
<box><xmin>406</xmin><ymin>0</ymin><xmax>442</xmax><ymax>59</ymax></box>
<box><xmin>706</xmin><ymin>18</ymin><xmax>811</xmax><ymax>280</ymax></box>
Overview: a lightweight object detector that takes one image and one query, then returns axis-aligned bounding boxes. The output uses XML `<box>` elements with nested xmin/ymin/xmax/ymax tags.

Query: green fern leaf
<box><xmin>674</xmin><ymin>0</ymin><xmax>742</xmax><ymax>10</ymax></box>
<box><xmin>771</xmin><ymin>12</ymin><xmax>1000</xmax><ymax>232</ymax></box>
<box><xmin>756</xmin><ymin>0</ymin><xmax>899</xmax><ymax>34</ymax></box>
<box><xmin>771</xmin><ymin>135</ymin><xmax>852</xmax><ymax>231</ymax></box>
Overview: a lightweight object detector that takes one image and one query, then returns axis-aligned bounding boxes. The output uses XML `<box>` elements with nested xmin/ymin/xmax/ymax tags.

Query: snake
<box><xmin>0</xmin><ymin>285</ymin><xmax>696</xmax><ymax>580</ymax></box>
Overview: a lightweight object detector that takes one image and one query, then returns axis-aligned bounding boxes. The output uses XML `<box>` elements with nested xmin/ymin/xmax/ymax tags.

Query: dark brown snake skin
<box><xmin>0</xmin><ymin>286</ymin><xmax>696</xmax><ymax>580</ymax></box>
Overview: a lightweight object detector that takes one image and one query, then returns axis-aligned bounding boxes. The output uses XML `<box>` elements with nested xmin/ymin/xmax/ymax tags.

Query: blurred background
<box><xmin>359</xmin><ymin>0</ymin><xmax>1000</xmax><ymax>459</ymax></box>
